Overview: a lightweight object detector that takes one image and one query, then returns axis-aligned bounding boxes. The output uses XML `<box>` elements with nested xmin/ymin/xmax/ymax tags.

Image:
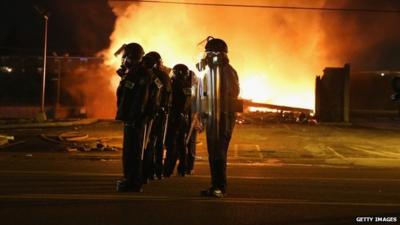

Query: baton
<box><xmin>162</xmin><ymin>113</ymin><xmax>169</xmax><ymax>145</ymax></box>
<box><xmin>185</xmin><ymin>115</ymin><xmax>196</xmax><ymax>145</ymax></box>
<box><xmin>145</xmin><ymin>119</ymin><xmax>154</xmax><ymax>149</ymax></box>
<box><xmin>141</xmin><ymin>124</ymin><xmax>147</xmax><ymax>161</ymax></box>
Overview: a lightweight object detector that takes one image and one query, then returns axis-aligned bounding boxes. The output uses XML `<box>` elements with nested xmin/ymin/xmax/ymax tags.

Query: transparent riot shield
<box><xmin>196</xmin><ymin>52</ymin><xmax>223</xmax><ymax>154</ymax></box>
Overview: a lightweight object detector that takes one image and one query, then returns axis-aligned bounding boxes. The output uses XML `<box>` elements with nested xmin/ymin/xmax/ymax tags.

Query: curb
<box><xmin>0</xmin><ymin>118</ymin><xmax>99</xmax><ymax>129</ymax></box>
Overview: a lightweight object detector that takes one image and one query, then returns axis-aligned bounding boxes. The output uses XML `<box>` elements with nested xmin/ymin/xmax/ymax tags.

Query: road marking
<box><xmin>350</xmin><ymin>145</ymin><xmax>400</xmax><ymax>159</ymax></box>
<box><xmin>326</xmin><ymin>146</ymin><xmax>347</xmax><ymax>160</ymax></box>
<box><xmin>0</xmin><ymin>193</ymin><xmax>399</xmax><ymax>207</ymax></box>
<box><xmin>1</xmin><ymin>170</ymin><xmax>400</xmax><ymax>182</ymax></box>
<box><xmin>255</xmin><ymin>144</ymin><xmax>264</xmax><ymax>159</ymax></box>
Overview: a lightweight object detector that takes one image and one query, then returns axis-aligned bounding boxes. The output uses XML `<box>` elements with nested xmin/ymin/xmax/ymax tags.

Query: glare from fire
<box><xmin>102</xmin><ymin>0</ymin><xmax>339</xmax><ymax>110</ymax></box>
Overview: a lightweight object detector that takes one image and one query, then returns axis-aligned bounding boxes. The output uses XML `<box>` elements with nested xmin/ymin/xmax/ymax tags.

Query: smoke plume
<box><xmin>97</xmin><ymin>0</ymin><xmax>400</xmax><ymax>114</ymax></box>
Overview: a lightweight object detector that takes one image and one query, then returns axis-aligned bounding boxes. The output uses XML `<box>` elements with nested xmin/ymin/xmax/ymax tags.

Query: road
<box><xmin>0</xmin><ymin>121</ymin><xmax>400</xmax><ymax>225</ymax></box>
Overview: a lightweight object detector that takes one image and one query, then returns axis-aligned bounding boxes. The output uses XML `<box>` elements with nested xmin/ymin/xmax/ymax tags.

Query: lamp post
<box><xmin>35</xmin><ymin>6</ymin><xmax>50</xmax><ymax>121</ymax></box>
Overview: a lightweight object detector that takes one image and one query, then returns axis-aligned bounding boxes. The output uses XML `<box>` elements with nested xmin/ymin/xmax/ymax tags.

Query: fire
<box><xmin>101</xmin><ymin>0</ymin><xmax>339</xmax><ymax>110</ymax></box>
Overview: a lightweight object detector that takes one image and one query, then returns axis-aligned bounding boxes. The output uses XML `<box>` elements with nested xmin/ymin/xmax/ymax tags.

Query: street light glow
<box><xmin>0</xmin><ymin>66</ymin><xmax>13</xmax><ymax>73</ymax></box>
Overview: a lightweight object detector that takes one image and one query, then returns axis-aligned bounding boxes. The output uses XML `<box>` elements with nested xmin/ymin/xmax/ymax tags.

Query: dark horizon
<box><xmin>0</xmin><ymin>0</ymin><xmax>116</xmax><ymax>56</ymax></box>
<box><xmin>1</xmin><ymin>0</ymin><xmax>400</xmax><ymax>70</ymax></box>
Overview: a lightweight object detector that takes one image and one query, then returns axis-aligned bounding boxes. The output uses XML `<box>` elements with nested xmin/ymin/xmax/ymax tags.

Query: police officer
<box><xmin>142</xmin><ymin>51</ymin><xmax>172</xmax><ymax>181</ymax></box>
<box><xmin>115</xmin><ymin>43</ymin><xmax>152</xmax><ymax>192</ymax></box>
<box><xmin>164</xmin><ymin>64</ymin><xmax>193</xmax><ymax>177</ymax></box>
<box><xmin>186</xmin><ymin>113</ymin><xmax>201</xmax><ymax>175</ymax></box>
<box><xmin>186</xmin><ymin>74</ymin><xmax>203</xmax><ymax>175</ymax></box>
<box><xmin>200</xmin><ymin>38</ymin><xmax>240</xmax><ymax>197</ymax></box>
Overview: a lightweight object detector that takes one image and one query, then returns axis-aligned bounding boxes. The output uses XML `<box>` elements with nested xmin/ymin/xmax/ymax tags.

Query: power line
<box><xmin>109</xmin><ymin>0</ymin><xmax>400</xmax><ymax>14</ymax></box>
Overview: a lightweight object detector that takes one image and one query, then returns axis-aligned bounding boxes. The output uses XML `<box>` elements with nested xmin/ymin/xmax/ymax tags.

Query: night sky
<box><xmin>1</xmin><ymin>0</ymin><xmax>400</xmax><ymax>70</ymax></box>
<box><xmin>0</xmin><ymin>0</ymin><xmax>116</xmax><ymax>56</ymax></box>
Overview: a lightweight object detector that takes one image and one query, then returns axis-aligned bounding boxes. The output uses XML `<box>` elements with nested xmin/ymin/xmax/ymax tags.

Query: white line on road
<box><xmin>0</xmin><ymin>193</ymin><xmax>399</xmax><ymax>207</ymax></box>
<box><xmin>326</xmin><ymin>146</ymin><xmax>347</xmax><ymax>160</ymax></box>
<box><xmin>350</xmin><ymin>145</ymin><xmax>400</xmax><ymax>159</ymax></box>
<box><xmin>1</xmin><ymin>170</ymin><xmax>400</xmax><ymax>182</ymax></box>
<box><xmin>255</xmin><ymin>144</ymin><xmax>264</xmax><ymax>159</ymax></box>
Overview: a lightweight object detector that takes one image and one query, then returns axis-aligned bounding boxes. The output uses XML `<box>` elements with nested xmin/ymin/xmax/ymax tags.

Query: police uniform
<box><xmin>206</xmin><ymin>60</ymin><xmax>239</xmax><ymax>194</ymax></box>
<box><xmin>115</xmin><ymin>42</ymin><xmax>152</xmax><ymax>192</ymax></box>
<box><xmin>186</xmin><ymin>74</ymin><xmax>202</xmax><ymax>175</ymax></box>
<box><xmin>164</xmin><ymin>64</ymin><xmax>192</xmax><ymax>177</ymax></box>
<box><xmin>152</xmin><ymin>68</ymin><xmax>172</xmax><ymax>179</ymax></box>
<box><xmin>198</xmin><ymin>38</ymin><xmax>240</xmax><ymax>197</ymax></box>
<box><xmin>116</xmin><ymin>63</ymin><xmax>152</xmax><ymax>192</ymax></box>
<box><xmin>140</xmin><ymin>52</ymin><xmax>172</xmax><ymax>181</ymax></box>
<box><xmin>141</xmin><ymin>69</ymin><xmax>161</xmax><ymax>182</ymax></box>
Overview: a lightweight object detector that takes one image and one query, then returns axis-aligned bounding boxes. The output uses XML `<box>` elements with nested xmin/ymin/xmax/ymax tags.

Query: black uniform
<box><xmin>186</xmin><ymin>74</ymin><xmax>201</xmax><ymax>175</ymax></box>
<box><xmin>143</xmin><ymin>65</ymin><xmax>171</xmax><ymax>181</ymax></box>
<box><xmin>116</xmin><ymin>63</ymin><xmax>152</xmax><ymax>191</ymax></box>
<box><xmin>164</xmin><ymin>65</ymin><xmax>193</xmax><ymax>177</ymax></box>
<box><xmin>186</xmin><ymin>113</ymin><xmax>197</xmax><ymax>175</ymax></box>
<box><xmin>153</xmin><ymin>68</ymin><xmax>172</xmax><ymax>178</ymax></box>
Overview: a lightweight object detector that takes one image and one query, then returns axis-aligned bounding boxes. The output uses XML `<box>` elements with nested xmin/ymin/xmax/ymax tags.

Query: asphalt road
<box><xmin>0</xmin><ymin>121</ymin><xmax>400</xmax><ymax>225</ymax></box>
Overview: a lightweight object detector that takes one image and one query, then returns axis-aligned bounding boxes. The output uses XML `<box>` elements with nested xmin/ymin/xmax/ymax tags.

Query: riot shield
<box><xmin>196</xmin><ymin>52</ymin><xmax>223</xmax><ymax>154</ymax></box>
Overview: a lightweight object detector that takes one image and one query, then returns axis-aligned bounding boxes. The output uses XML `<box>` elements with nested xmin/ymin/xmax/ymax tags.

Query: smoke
<box><xmin>47</xmin><ymin>0</ymin><xmax>116</xmax><ymax>55</ymax></box>
<box><xmin>101</xmin><ymin>0</ymin><xmax>333</xmax><ymax>110</ymax></box>
<box><xmin>63</xmin><ymin>64</ymin><xmax>116</xmax><ymax>118</ymax></box>
<box><xmin>95</xmin><ymin>0</ymin><xmax>400</xmax><ymax>114</ymax></box>
<box><xmin>320</xmin><ymin>0</ymin><xmax>400</xmax><ymax>70</ymax></box>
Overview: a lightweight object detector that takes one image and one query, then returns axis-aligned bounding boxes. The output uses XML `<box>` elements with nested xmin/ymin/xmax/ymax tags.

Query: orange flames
<box><xmin>101</xmin><ymin>0</ymin><xmax>342</xmax><ymax>110</ymax></box>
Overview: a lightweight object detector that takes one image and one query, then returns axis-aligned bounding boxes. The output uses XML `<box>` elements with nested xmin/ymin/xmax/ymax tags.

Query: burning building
<box><xmin>100</xmin><ymin>0</ymin><xmax>334</xmax><ymax>112</ymax></box>
<box><xmin>98</xmin><ymin>0</ymin><xmax>400</xmax><ymax>118</ymax></box>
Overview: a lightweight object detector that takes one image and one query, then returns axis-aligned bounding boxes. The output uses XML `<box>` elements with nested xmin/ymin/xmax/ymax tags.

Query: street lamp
<box><xmin>35</xmin><ymin>6</ymin><xmax>50</xmax><ymax>121</ymax></box>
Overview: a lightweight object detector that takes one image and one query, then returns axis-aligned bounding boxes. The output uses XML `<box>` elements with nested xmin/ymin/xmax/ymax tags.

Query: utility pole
<box><xmin>35</xmin><ymin>6</ymin><xmax>50</xmax><ymax>121</ymax></box>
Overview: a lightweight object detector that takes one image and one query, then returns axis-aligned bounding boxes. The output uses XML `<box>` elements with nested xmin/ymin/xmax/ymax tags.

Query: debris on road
<box><xmin>40</xmin><ymin>132</ymin><xmax>120</xmax><ymax>153</ymax></box>
<box><xmin>0</xmin><ymin>134</ymin><xmax>26</xmax><ymax>149</ymax></box>
<box><xmin>0</xmin><ymin>134</ymin><xmax>14</xmax><ymax>141</ymax></box>
<box><xmin>59</xmin><ymin>132</ymin><xmax>89</xmax><ymax>142</ymax></box>
<box><xmin>0</xmin><ymin>134</ymin><xmax>14</xmax><ymax>146</ymax></box>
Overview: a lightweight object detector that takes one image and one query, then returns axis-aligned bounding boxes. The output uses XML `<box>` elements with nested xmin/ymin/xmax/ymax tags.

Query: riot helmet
<box><xmin>173</xmin><ymin>64</ymin><xmax>193</xmax><ymax>87</ymax></box>
<box><xmin>145</xmin><ymin>51</ymin><xmax>162</xmax><ymax>68</ymax></box>
<box><xmin>142</xmin><ymin>55</ymin><xmax>157</xmax><ymax>69</ymax></box>
<box><xmin>205</xmin><ymin>37</ymin><xmax>228</xmax><ymax>53</ymax></box>
<box><xmin>172</xmin><ymin>64</ymin><xmax>189</xmax><ymax>79</ymax></box>
<box><xmin>121</xmin><ymin>43</ymin><xmax>145</xmax><ymax>67</ymax></box>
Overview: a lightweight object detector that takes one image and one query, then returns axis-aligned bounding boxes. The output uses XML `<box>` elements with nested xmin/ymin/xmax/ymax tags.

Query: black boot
<box><xmin>116</xmin><ymin>179</ymin><xmax>143</xmax><ymax>192</ymax></box>
<box><xmin>200</xmin><ymin>187</ymin><xmax>224</xmax><ymax>198</ymax></box>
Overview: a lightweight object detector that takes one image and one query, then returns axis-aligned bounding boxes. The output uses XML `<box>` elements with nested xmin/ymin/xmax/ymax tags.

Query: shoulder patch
<box><xmin>154</xmin><ymin>78</ymin><xmax>164</xmax><ymax>89</ymax></box>
<box><xmin>183</xmin><ymin>88</ymin><xmax>192</xmax><ymax>96</ymax></box>
<box><xmin>124</xmin><ymin>80</ymin><xmax>135</xmax><ymax>89</ymax></box>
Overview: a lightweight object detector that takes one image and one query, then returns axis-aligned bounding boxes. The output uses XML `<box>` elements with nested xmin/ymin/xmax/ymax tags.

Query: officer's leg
<box><xmin>177</xmin><ymin>130</ymin><xmax>187</xmax><ymax>176</ymax></box>
<box><xmin>186</xmin><ymin>131</ymin><xmax>197</xmax><ymax>174</ymax></box>
<box><xmin>148</xmin><ymin>137</ymin><xmax>157</xmax><ymax>180</ymax></box>
<box><xmin>215</xmin><ymin>112</ymin><xmax>236</xmax><ymax>193</ymax></box>
<box><xmin>118</xmin><ymin>122</ymin><xmax>143</xmax><ymax>192</ymax></box>
<box><xmin>206</xmin><ymin>129</ymin><xmax>219</xmax><ymax>190</ymax></box>
<box><xmin>154</xmin><ymin>115</ymin><xmax>165</xmax><ymax>179</ymax></box>
<box><xmin>130</xmin><ymin>122</ymin><xmax>145</xmax><ymax>187</ymax></box>
<box><xmin>122</xmin><ymin>122</ymin><xmax>134</xmax><ymax>181</ymax></box>
<box><xmin>143</xmin><ymin>134</ymin><xmax>156</xmax><ymax>183</ymax></box>
<box><xmin>163</xmin><ymin>119</ymin><xmax>178</xmax><ymax>177</ymax></box>
<box><xmin>154</xmin><ymin>135</ymin><xmax>164</xmax><ymax>179</ymax></box>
